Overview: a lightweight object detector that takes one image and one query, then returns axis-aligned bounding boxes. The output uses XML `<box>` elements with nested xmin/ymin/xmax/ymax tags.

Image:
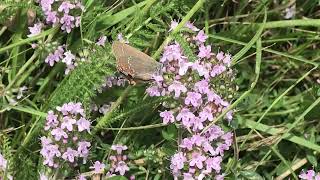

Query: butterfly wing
<box><xmin>112</xmin><ymin>41</ymin><xmax>162</xmax><ymax>80</ymax></box>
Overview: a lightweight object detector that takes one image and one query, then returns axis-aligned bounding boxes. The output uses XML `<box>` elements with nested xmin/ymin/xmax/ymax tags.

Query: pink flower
<box><xmin>77</xmin><ymin>117</ymin><xmax>91</xmax><ymax>132</ymax></box>
<box><xmin>60</xmin><ymin>14</ymin><xmax>75</xmax><ymax>33</ymax></box>
<box><xmin>90</xmin><ymin>161</ymin><xmax>105</xmax><ymax>173</ymax></box>
<box><xmin>192</xmin><ymin>117</ymin><xmax>206</xmax><ymax>131</ymax></box>
<box><xmin>115</xmin><ymin>161</ymin><xmax>129</xmax><ymax>175</ymax></box>
<box><xmin>45</xmin><ymin>110</ymin><xmax>59</xmax><ymax>130</ymax></box>
<box><xmin>51</xmin><ymin>127</ymin><xmax>68</xmax><ymax>141</ymax></box>
<box><xmin>0</xmin><ymin>153</ymin><xmax>7</xmax><ymax>170</ymax></box>
<box><xmin>77</xmin><ymin>141</ymin><xmax>91</xmax><ymax>157</ymax></box>
<box><xmin>161</xmin><ymin>44</ymin><xmax>184</xmax><ymax>63</ymax></box>
<box><xmin>185</xmin><ymin>21</ymin><xmax>199</xmax><ymax>31</ymax></box>
<box><xmin>111</xmin><ymin>145</ymin><xmax>128</xmax><ymax>154</ymax></box>
<box><xmin>40</xmin><ymin>0</ymin><xmax>54</xmax><ymax>12</ymax></box>
<box><xmin>27</xmin><ymin>23</ymin><xmax>42</xmax><ymax>37</ymax></box>
<box><xmin>146</xmin><ymin>86</ymin><xmax>161</xmax><ymax>97</ymax></box>
<box><xmin>169</xmin><ymin>20</ymin><xmax>179</xmax><ymax>32</ymax></box>
<box><xmin>180</xmin><ymin>137</ymin><xmax>193</xmax><ymax>150</ymax></box>
<box><xmin>205</xmin><ymin>156</ymin><xmax>222</xmax><ymax>173</ymax></box>
<box><xmin>40</xmin><ymin>137</ymin><xmax>52</xmax><ymax>146</ymax></box>
<box><xmin>58</xmin><ymin>1</ymin><xmax>75</xmax><ymax>14</ymax></box>
<box><xmin>185</xmin><ymin>92</ymin><xmax>202</xmax><ymax>107</ymax></box>
<box><xmin>62</xmin><ymin>148</ymin><xmax>78</xmax><ymax>162</ymax></box>
<box><xmin>176</xmin><ymin>108</ymin><xmax>195</xmax><ymax>128</ymax></box>
<box><xmin>168</xmin><ymin>81</ymin><xmax>187</xmax><ymax>98</ymax></box>
<box><xmin>170</xmin><ymin>152</ymin><xmax>187</xmax><ymax>170</ymax></box>
<box><xmin>192</xmin><ymin>61</ymin><xmax>209</xmax><ymax>77</ymax></box>
<box><xmin>189</xmin><ymin>152</ymin><xmax>206</xmax><ymax>169</ymax></box>
<box><xmin>216</xmin><ymin>51</ymin><xmax>224</xmax><ymax>61</ymax></box>
<box><xmin>96</xmin><ymin>36</ymin><xmax>107</xmax><ymax>46</ymax></box>
<box><xmin>75</xmin><ymin>16</ymin><xmax>81</xmax><ymax>27</ymax></box>
<box><xmin>222</xmin><ymin>53</ymin><xmax>231</xmax><ymax>67</ymax></box>
<box><xmin>45</xmin><ymin>11</ymin><xmax>59</xmax><ymax>24</ymax></box>
<box><xmin>299</xmin><ymin>169</ymin><xmax>316</xmax><ymax>180</ymax></box>
<box><xmin>160</xmin><ymin>110</ymin><xmax>175</xmax><ymax>124</ymax></box>
<box><xmin>61</xmin><ymin>116</ymin><xmax>77</xmax><ymax>131</ymax></box>
<box><xmin>194</xmin><ymin>80</ymin><xmax>210</xmax><ymax>94</ymax></box>
<box><xmin>62</xmin><ymin>50</ymin><xmax>75</xmax><ymax>66</ymax></box>
<box><xmin>39</xmin><ymin>173</ymin><xmax>49</xmax><ymax>180</ymax></box>
<box><xmin>198</xmin><ymin>45</ymin><xmax>213</xmax><ymax>59</ymax></box>
<box><xmin>78</xmin><ymin>175</ymin><xmax>86</xmax><ymax>180</ymax></box>
<box><xmin>211</xmin><ymin>65</ymin><xmax>226</xmax><ymax>77</ymax></box>
<box><xmin>199</xmin><ymin>106</ymin><xmax>213</xmax><ymax>122</ymax></box>
<box><xmin>178</xmin><ymin>61</ymin><xmax>192</xmax><ymax>76</ymax></box>
<box><xmin>194</xmin><ymin>30</ymin><xmax>208</xmax><ymax>44</ymax></box>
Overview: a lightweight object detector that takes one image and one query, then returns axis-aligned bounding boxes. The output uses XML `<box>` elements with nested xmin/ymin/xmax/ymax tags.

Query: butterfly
<box><xmin>112</xmin><ymin>41</ymin><xmax>162</xmax><ymax>81</ymax></box>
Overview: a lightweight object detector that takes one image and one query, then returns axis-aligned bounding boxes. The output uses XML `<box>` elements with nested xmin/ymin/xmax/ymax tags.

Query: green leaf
<box><xmin>106</xmin><ymin>176</ymin><xmax>128</xmax><ymax>180</ymax></box>
<box><xmin>240</xmin><ymin>170</ymin><xmax>264</xmax><ymax>180</ymax></box>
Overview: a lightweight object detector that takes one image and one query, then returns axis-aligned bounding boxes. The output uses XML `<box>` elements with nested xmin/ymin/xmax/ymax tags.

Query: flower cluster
<box><xmin>44</xmin><ymin>45</ymin><xmax>80</xmax><ymax>74</ymax></box>
<box><xmin>40</xmin><ymin>102</ymin><xmax>91</xmax><ymax>168</ymax></box>
<box><xmin>146</xmin><ymin>21</ymin><xmax>236</xmax><ymax>179</ymax></box>
<box><xmin>170</xmin><ymin>126</ymin><xmax>232</xmax><ymax>179</ymax></box>
<box><xmin>36</xmin><ymin>0</ymin><xmax>84</xmax><ymax>33</ymax></box>
<box><xmin>87</xmin><ymin>145</ymin><xmax>130</xmax><ymax>178</ymax></box>
<box><xmin>299</xmin><ymin>169</ymin><xmax>320</xmax><ymax>180</ymax></box>
<box><xmin>106</xmin><ymin>145</ymin><xmax>130</xmax><ymax>177</ymax></box>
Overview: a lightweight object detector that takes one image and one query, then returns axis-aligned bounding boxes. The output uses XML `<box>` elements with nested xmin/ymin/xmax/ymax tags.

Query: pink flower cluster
<box><xmin>170</xmin><ymin>126</ymin><xmax>232</xmax><ymax>179</ymax></box>
<box><xmin>44</xmin><ymin>45</ymin><xmax>80</xmax><ymax>74</ymax></box>
<box><xmin>146</xmin><ymin>21</ymin><xmax>235</xmax><ymax>179</ymax></box>
<box><xmin>87</xmin><ymin>145</ymin><xmax>130</xmax><ymax>178</ymax></box>
<box><xmin>36</xmin><ymin>0</ymin><xmax>84</xmax><ymax>33</ymax></box>
<box><xmin>40</xmin><ymin>102</ymin><xmax>91</xmax><ymax>168</ymax></box>
<box><xmin>300</xmin><ymin>169</ymin><xmax>320</xmax><ymax>180</ymax></box>
<box><xmin>106</xmin><ymin>145</ymin><xmax>130</xmax><ymax>177</ymax></box>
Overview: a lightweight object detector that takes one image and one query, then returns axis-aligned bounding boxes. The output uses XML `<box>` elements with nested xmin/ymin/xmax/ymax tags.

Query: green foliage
<box><xmin>1</xmin><ymin>0</ymin><xmax>320</xmax><ymax>179</ymax></box>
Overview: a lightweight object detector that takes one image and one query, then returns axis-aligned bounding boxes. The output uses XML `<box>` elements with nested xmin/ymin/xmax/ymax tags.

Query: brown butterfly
<box><xmin>112</xmin><ymin>41</ymin><xmax>162</xmax><ymax>81</ymax></box>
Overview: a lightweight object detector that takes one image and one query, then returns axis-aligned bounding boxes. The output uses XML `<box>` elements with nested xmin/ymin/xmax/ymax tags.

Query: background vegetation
<box><xmin>1</xmin><ymin>0</ymin><xmax>320</xmax><ymax>179</ymax></box>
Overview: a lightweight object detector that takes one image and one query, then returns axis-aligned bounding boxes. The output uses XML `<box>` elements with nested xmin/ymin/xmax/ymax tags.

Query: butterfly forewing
<box><xmin>112</xmin><ymin>41</ymin><xmax>162</xmax><ymax>80</ymax></box>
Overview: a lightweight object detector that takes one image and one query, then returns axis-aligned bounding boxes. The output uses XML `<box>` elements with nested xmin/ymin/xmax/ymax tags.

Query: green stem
<box><xmin>0</xmin><ymin>27</ymin><xmax>57</xmax><ymax>55</ymax></box>
<box><xmin>102</xmin><ymin>123</ymin><xmax>166</xmax><ymax>131</ymax></box>
<box><xmin>152</xmin><ymin>0</ymin><xmax>205</xmax><ymax>59</ymax></box>
<box><xmin>263</xmin><ymin>19</ymin><xmax>320</xmax><ymax>28</ymax></box>
<box><xmin>5</xmin><ymin>50</ymin><xmax>39</xmax><ymax>90</ymax></box>
<box><xmin>93</xmin><ymin>86</ymin><xmax>133</xmax><ymax>133</ymax></box>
